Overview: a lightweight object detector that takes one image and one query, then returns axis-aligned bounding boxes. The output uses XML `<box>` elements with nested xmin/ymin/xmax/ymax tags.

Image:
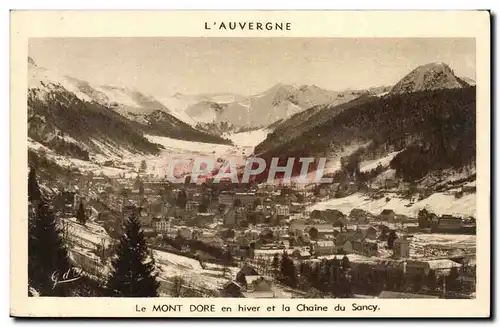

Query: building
<box><xmin>185</xmin><ymin>201</ymin><xmax>199</xmax><ymax>212</ymax></box>
<box><xmin>404</xmin><ymin>259</ymin><xmax>462</xmax><ymax>276</ymax></box>
<box><xmin>140</xmin><ymin>227</ymin><xmax>158</xmax><ymax>240</ymax></box>
<box><xmin>313</xmin><ymin>240</ymin><xmax>336</xmax><ymax>256</ymax></box>
<box><xmin>349</xmin><ymin>208</ymin><xmax>371</xmax><ymax>223</ymax></box>
<box><xmin>58</xmin><ymin>189</ymin><xmax>78</xmax><ymax>216</ymax></box>
<box><xmin>245</xmin><ymin>276</ymin><xmax>271</xmax><ymax>291</ymax></box>
<box><xmin>235</xmin><ymin>265</ymin><xmax>259</xmax><ymax>286</ymax></box>
<box><xmin>317</xmin><ymin>188</ymin><xmax>328</xmax><ymax>197</ymax></box>
<box><xmin>436</xmin><ymin>215</ymin><xmax>463</xmax><ymax>232</ymax></box>
<box><xmin>122</xmin><ymin>204</ymin><xmax>139</xmax><ymax>219</ymax></box>
<box><xmin>305</xmin><ymin>224</ymin><xmax>336</xmax><ymax>238</ymax></box>
<box><xmin>223</xmin><ymin>208</ymin><xmax>237</xmax><ymax>227</ymax></box>
<box><xmin>269</xmin><ymin>226</ymin><xmax>288</xmax><ymax>238</ymax></box>
<box><xmin>310</xmin><ymin>209</ymin><xmax>346</xmax><ymax>225</ymax></box>
<box><xmin>335</xmin><ymin>231</ymin><xmax>363</xmax><ymax>249</ymax></box>
<box><xmin>289</xmin><ymin>219</ymin><xmax>307</xmax><ymax>234</ymax></box>
<box><xmin>274</xmin><ymin>204</ymin><xmax>290</xmax><ymax>217</ymax></box>
<box><xmin>379</xmin><ymin>209</ymin><xmax>396</xmax><ymax>222</ymax></box>
<box><xmin>197</xmin><ymin>232</ymin><xmax>225</xmax><ymax>247</ymax></box>
<box><xmin>235</xmin><ymin>192</ymin><xmax>260</xmax><ymax>207</ymax></box>
<box><xmin>393</xmin><ymin>237</ymin><xmax>410</xmax><ymax>258</ymax></box>
<box><xmin>383</xmin><ymin>179</ymin><xmax>399</xmax><ymax>189</ymax></box>
<box><xmin>219</xmin><ymin>191</ymin><xmax>235</xmax><ymax>206</ymax></box>
<box><xmin>462</xmin><ymin>184</ymin><xmax>476</xmax><ymax>193</ymax></box>
<box><xmin>290</xmin><ymin>202</ymin><xmax>306</xmax><ymax>214</ymax></box>
<box><xmin>218</xmin><ymin>228</ymin><xmax>236</xmax><ymax>240</ymax></box>
<box><xmin>358</xmin><ymin>226</ymin><xmax>378</xmax><ymax>240</ymax></box>
<box><xmin>194</xmin><ymin>212</ymin><xmax>215</xmax><ymax>227</ymax></box>
<box><xmin>177</xmin><ymin>227</ymin><xmax>193</xmax><ymax>240</ymax></box>
<box><xmin>352</xmin><ymin>239</ymin><xmax>378</xmax><ymax>256</ymax></box>
<box><xmin>340</xmin><ymin>240</ymin><xmax>353</xmax><ymax>254</ymax></box>
<box><xmin>291</xmin><ymin>249</ymin><xmax>311</xmax><ymax>260</ymax></box>
<box><xmin>139</xmin><ymin>209</ymin><xmax>152</xmax><ymax>226</ymax></box>
<box><xmin>192</xmin><ymin>192</ymin><xmax>204</xmax><ymax>202</ymax></box>
<box><xmin>220</xmin><ymin>281</ymin><xmax>244</xmax><ymax>297</ymax></box>
<box><xmin>154</xmin><ymin>217</ymin><xmax>174</xmax><ymax>233</ymax></box>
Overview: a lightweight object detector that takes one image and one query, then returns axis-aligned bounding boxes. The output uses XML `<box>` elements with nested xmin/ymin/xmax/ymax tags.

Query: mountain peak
<box><xmin>267</xmin><ymin>83</ymin><xmax>316</xmax><ymax>94</ymax></box>
<box><xmin>422</xmin><ymin>61</ymin><xmax>451</xmax><ymax>69</ymax></box>
<box><xmin>390</xmin><ymin>62</ymin><xmax>468</xmax><ymax>94</ymax></box>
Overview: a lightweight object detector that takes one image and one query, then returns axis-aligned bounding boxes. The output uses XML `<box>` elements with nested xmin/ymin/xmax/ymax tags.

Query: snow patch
<box><xmin>360</xmin><ymin>151</ymin><xmax>402</xmax><ymax>172</ymax></box>
<box><xmin>226</xmin><ymin>129</ymin><xmax>270</xmax><ymax>149</ymax></box>
<box><xmin>308</xmin><ymin>192</ymin><xmax>476</xmax><ymax>218</ymax></box>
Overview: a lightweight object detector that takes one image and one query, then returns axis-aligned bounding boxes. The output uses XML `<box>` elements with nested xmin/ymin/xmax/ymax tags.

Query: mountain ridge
<box><xmin>27</xmin><ymin>57</ymin><xmax>232</xmax><ymax>162</ymax></box>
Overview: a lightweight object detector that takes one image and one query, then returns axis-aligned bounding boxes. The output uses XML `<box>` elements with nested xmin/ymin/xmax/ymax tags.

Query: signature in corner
<box><xmin>51</xmin><ymin>267</ymin><xmax>84</xmax><ymax>290</ymax></box>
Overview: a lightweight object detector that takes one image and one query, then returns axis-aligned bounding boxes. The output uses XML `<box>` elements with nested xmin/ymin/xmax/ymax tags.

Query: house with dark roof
<box><xmin>242</xmin><ymin>276</ymin><xmax>282</xmax><ymax>298</ymax></box>
<box><xmin>358</xmin><ymin>226</ymin><xmax>378</xmax><ymax>240</ymax></box>
<box><xmin>352</xmin><ymin>239</ymin><xmax>378</xmax><ymax>257</ymax></box>
<box><xmin>219</xmin><ymin>280</ymin><xmax>244</xmax><ymax>297</ymax></box>
<box><xmin>291</xmin><ymin>249</ymin><xmax>311</xmax><ymax>260</ymax></box>
<box><xmin>235</xmin><ymin>265</ymin><xmax>259</xmax><ymax>286</ymax></box>
<box><xmin>349</xmin><ymin>208</ymin><xmax>372</xmax><ymax>223</ymax></box>
<box><xmin>379</xmin><ymin>209</ymin><xmax>396</xmax><ymax>222</ymax></box>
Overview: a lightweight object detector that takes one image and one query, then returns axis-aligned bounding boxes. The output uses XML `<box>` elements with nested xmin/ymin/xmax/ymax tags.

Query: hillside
<box><xmin>257</xmin><ymin>95</ymin><xmax>377</xmax><ymax>155</ymax></box>
<box><xmin>28</xmin><ymin>85</ymin><xmax>162</xmax><ymax>160</ymax></box>
<box><xmin>254</xmin><ymin>86</ymin><xmax>476</xmax><ymax>183</ymax></box>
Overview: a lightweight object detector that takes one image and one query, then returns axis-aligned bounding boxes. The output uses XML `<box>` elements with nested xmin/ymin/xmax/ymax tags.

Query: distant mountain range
<box><xmin>175</xmin><ymin>83</ymin><xmax>392</xmax><ymax>129</ymax></box>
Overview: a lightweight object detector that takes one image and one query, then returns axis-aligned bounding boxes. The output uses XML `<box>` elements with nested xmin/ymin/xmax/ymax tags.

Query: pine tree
<box><xmin>76</xmin><ymin>202</ymin><xmax>87</xmax><ymax>225</ymax></box>
<box><xmin>387</xmin><ymin>230</ymin><xmax>398</xmax><ymax>249</ymax></box>
<box><xmin>28</xmin><ymin>166</ymin><xmax>42</xmax><ymax>203</ymax></box>
<box><xmin>426</xmin><ymin>269</ymin><xmax>438</xmax><ymax>291</ymax></box>
<box><xmin>341</xmin><ymin>255</ymin><xmax>350</xmax><ymax>272</ymax></box>
<box><xmin>222</xmin><ymin>249</ymin><xmax>232</xmax><ymax>278</ymax></box>
<box><xmin>233</xmin><ymin>198</ymin><xmax>242</xmax><ymax>207</ymax></box>
<box><xmin>28</xmin><ymin>200</ymin><xmax>71</xmax><ymax>296</ymax></box>
<box><xmin>176</xmin><ymin>190</ymin><xmax>187</xmax><ymax>209</ymax></box>
<box><xmin>447</xmin><ymin>267</ymin><xmax>460</xmax><ymax>292</ymax></box>
<box><xmin>107</xmin><ymin>213</ymin><xmax>159</xmax><ymax>297</ymax></box>
<box><xmin>280</xmin><ymin>251</ymin><xmax>298</xmax><ymax>288</ymax></box>
<box><xmin>271</xmin><ymin>253</ymin><xmax>280</xmax><ymax>280</ymax></box>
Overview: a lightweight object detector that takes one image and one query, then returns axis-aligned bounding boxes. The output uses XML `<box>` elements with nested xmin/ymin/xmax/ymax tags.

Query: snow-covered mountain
<box><xmin>182</xmin><ymin>83</ymin><xmax>353</xmax><ymax>128</ymax></box>
<box><xmin>390</xmin><ymin>62</ymin><xmax>471</xmax><ymax>94</ymax></box>
<box><xmin>27</xmin><ymin>57</ymin><xmax>231</xmax><ymax>163</ymax></box>
<box><xmin>29</xmin><ymin>56</ymin><xmax>232</xmax><ymax>135</ymax></box>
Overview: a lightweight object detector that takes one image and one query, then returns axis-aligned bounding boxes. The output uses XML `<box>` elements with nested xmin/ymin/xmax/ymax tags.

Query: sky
<box><xmin>28</xmin><ymin>37</ymin><xmax>476</xmax><ymax>97</ymax></box>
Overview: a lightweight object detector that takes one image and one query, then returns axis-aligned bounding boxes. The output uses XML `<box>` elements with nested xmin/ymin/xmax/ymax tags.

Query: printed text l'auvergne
<box><xmin>204</xmin><ymin>21</ymin><xmax>292</xmax><ymax>31</ymax></box>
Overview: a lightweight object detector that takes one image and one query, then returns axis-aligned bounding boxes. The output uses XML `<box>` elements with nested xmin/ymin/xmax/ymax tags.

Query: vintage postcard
<box><xmin>10</xmin><ymin>10</ymin><xmax>490</xmax><ymax>318</ymax></box>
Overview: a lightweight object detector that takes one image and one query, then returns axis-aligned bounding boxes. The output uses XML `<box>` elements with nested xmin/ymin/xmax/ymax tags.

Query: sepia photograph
<box><xmin>10</xmin><ymin>10</ymin><xmax>491</xmax><ymax>318</ymax></box>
